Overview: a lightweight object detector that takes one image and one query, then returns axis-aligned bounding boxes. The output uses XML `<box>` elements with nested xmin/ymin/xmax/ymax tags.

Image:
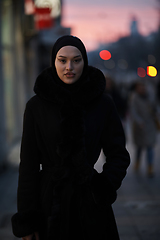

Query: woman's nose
<box><xmin>66</xmin><ymin>61</ymin><xmax>73</xmax><ymax>70</ymax></box>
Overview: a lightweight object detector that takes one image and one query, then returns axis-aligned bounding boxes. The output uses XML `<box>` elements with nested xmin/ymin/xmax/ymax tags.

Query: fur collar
<box><xmin>34</xmin><ymin>66</ymin><xmax>106</xmax><ymax>105</ymax></box>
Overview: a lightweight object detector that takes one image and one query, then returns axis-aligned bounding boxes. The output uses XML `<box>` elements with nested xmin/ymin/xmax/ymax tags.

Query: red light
<box><xmin>137</xmin><ymin>67</ymin><xmax>146</xmax><ymax>78</ymax></box>
<box><xmin>99</xmin><ymin>50</ymin><xmax>111</xmax><ymax>60</ymax></box>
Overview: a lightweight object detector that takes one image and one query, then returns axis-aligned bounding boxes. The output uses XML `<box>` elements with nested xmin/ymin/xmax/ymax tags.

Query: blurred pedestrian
<box><xmin>130</xmin><ymin>81</ymin><xmax>157</xmax><ymax>177</ymax></box>
<box><xmin>157</xmin><ymin>78</ymin><xmax>160</xmax><ymax>103</ymax></box>
<box><xmin>156</xmin><ymin>78</ymin><xmax>160</xmax><ymax>122</ymax></box>
<box><xmin>11</xmin><ymin>35</ymin><xmax>130</xmax><ymax>240</ymax></box>
<box><xmin>105</xmin><ymin>76</ymin><xmax>128</xmax><ymax>129</ymax></box>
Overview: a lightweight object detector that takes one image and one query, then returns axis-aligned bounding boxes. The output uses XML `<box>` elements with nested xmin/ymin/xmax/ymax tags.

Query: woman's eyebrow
<box><xmin>58</xmin><ymin>55</ymin><xmax>82</xmax><ymax>58</ymax></box>
<box><xmin>58</xmin><ymin>55</ymin><xmax>67</xmax><ymax>58</ymax></box>
<box><xmin>73</xmin><ymin>55</ymin><xmax>82</xmax><ymax>58</ymax></box>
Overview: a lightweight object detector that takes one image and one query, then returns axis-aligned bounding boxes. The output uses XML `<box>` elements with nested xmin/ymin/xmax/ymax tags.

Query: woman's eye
<box><xmin>74</xmin><ymin>58</ymin><xmax>82</xmax><ymax>63</ymax></box>
<box><xmin>59</xmin><ymin>59</ymin><xmax>66</xmax><ymax>63</ymax></box>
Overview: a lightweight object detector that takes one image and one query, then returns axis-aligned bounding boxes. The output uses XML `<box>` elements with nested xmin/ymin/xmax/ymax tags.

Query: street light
<box><xmin>147</xmin><ymin>66</ymin><xmax>157</xmax><ymax>77</ymax></box>
<box><xmin>99</xmin><ymin>50</ymin><xmax>111</xmax><ymax>60</ymax></box>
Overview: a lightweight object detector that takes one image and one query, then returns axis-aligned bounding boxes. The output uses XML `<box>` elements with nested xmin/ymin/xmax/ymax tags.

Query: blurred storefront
<box><xmin>0</xmin><ymin>0</ymin><xmax>71</xmax><ymax>168</ymax></box>
<box><xmin>0</xmin><ymin>0</ymin><xmax>26</xmax><ymax>168</ymax></box>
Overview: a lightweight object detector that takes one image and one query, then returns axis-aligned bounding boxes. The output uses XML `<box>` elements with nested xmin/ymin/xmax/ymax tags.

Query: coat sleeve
<box><xmin>91</xmin><ymin>96</ymin><xmax>130</xmax><ymax>205</ymax></box>
<box><xmin>11</xmin><ymin>102</ymin><xmax>41</xmax><ymax>238</ymax></box>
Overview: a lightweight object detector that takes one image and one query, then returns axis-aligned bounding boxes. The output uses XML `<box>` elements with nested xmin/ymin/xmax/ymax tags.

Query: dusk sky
<box><xmin>61</xmin><ymin>0</ymin><xmax>159</xmax><ymax>51</ymax></box>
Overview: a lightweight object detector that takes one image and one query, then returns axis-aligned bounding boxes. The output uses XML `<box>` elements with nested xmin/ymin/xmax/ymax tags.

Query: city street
<box><xmin>0</xmin><ymin>0</ymin><xmax>159</xmax><ymax>239</ymax></box>
<box><xmin>0</xmin><ymin>123</ymin><xmax>160</xmax><ymax>240</ymax></box>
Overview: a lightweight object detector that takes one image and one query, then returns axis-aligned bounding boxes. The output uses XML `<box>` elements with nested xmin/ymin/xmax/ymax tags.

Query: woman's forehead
<box><xmin>56</xmin><ymin>46</ymin><xmax>82</xmax><ymax>57</ymax></box>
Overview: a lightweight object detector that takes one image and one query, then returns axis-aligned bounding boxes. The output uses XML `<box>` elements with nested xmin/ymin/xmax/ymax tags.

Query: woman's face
<box><xmin>55</xmin><ymin>46</ymin><xmax>84</xmax><ymax>84</ymax></box>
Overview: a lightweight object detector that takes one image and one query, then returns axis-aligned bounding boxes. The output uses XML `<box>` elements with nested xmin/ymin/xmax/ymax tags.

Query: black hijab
<box><xmin>51</xmin><ymin>35</ymin><xmax>89</xmax><ymax>91</ymax></box>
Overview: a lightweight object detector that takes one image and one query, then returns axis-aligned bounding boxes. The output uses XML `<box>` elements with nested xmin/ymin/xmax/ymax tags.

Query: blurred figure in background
<box><xmin>156</xmin><ymin>78</ymin><xmax>160</xmax><ymax>121</ymax></box>
<box><xmin>129</xmin><ymin>81</ymin><xmax>157</xmax><ymax>177</ymax></box>
<box><xmin>157</xmin><ymin>78</ymin><xmax>160</xmax><ymax>103</ymax></box>
<box><xmin>105</xmin><ymin>76</ymin><xmax>128</xmax><ymax>129</ymax></box>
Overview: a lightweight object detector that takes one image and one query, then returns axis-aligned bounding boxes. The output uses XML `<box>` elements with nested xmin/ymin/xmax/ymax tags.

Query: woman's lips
<box><xmin>65</xmin><ymin>72</ymin><xmax>75</xmax><ymax>78</ymax></box>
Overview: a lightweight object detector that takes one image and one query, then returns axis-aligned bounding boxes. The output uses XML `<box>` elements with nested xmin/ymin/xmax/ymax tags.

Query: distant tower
<box><xmin>130</xmin><ymin>15</ymin><xmax>139</xmax><ymax>36</ymax></box>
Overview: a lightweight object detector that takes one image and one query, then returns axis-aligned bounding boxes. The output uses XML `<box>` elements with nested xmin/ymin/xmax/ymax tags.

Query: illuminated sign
<box><xmin>35</xmin><ymin>0</ymin><xmax>61</xmax><ymax>17</ymax></box>
<box><xmin>34</xmin><ymin>7</ymin><xmax>53</xmax><ymax>30</ymax></box>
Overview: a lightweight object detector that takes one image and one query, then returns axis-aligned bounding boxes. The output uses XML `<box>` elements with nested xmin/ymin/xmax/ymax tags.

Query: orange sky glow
<box><xmin>61</xmin><ymin>4</ymin><xmax>159</xmax><ymax>51</ymax></box>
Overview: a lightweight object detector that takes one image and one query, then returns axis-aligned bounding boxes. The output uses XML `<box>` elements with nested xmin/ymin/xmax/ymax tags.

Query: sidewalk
<box><xmin>0</xmin><ymin>168</ymin><xmax>18</xmax><ymax>240</ymax></box>
<box><xmin>0</xmin><ymin>143</ymin><xmax>20</xmax><ymax>240</ymax></box>
<box><xmin>0</xmin><ymin>131</ymin><xmax>160</xmax><ymax>239</ymax></box>
<box><xmin>112</xmin><ymin>131</ymin><xmax>160</xmax><ymax>240</ymax></box>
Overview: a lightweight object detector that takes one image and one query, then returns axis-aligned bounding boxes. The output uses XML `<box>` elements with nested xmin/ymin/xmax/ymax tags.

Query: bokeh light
<box><xmin>147</xmin><ymin>66</ymin><xmax>157</xmax><ymax>77</ymax></box>
<box><xmin>148</xmin><ymin>54</ymin><xmax>156</xmax><ymax>64</ymax></box>
<box><xmin>99</xmin><ymin>50</ymin><xmax>111</xmax><ymax>60</ymax></box>
<box><xmin>104</xmin><ymin>59</ymin><xmax>115</xmax><ymax>69</ymax></box>
<box><xmin>137</xmin><ymin>67</ymin><xmax>146</xmax><ymax>78</ymax></box>
<box><xmin>118</xmin><ymin>59</ymin><xmax>128</xmax><ymax>70</ymax></box>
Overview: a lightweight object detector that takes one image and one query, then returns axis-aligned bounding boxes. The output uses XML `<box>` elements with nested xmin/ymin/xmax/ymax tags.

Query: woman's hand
<box><xmin>22</xmin><ymin>232</ymin><xmax>39</xmax><ymax>240</ymax></box>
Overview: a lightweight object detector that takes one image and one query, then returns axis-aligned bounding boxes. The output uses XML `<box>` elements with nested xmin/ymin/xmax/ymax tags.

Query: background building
<box><xmin>0</xmin><ymin>0</ymin><xmax>70</xmax><ymax>169</ymax></box>
<box><xmin>0</xmin><ymin>0</ymin><xmax>26</xmax><ymax>169</ymax></box>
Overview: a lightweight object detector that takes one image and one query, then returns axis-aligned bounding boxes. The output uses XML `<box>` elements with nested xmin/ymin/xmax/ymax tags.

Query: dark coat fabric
<box><xmin>11</xmin><ymin>66</ymin><xmax>130</xmax><ymax>240</ymax></box>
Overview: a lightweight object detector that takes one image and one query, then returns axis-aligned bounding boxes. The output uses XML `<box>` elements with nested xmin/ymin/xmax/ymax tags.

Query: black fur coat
<box><xmin>11</xmin><ymin>66</ymin><xmax>130</xmax><ymax>240</ymax></box>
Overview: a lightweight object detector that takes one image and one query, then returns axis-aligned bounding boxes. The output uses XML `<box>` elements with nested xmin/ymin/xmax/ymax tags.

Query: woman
<box><xmin>11</xmin><ymin>35</ymin><xmax>130</xmax><ymax>240</ymax></box>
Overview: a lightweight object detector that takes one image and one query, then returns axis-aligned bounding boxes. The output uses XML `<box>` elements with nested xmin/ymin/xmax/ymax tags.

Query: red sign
<box><xmin>34</xmin><ymin>7</ymin><xmax>54</xmax><ymax>30</ymax></box>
